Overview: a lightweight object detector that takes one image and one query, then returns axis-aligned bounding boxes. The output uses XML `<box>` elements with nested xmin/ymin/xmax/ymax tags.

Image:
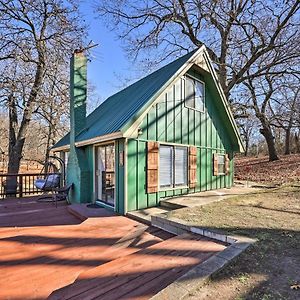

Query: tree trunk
<box><xmin>44</xmin><ymin>102</ymin><xmax>55</xmax><ymax>165</ymax></box>
<box><xmin>295</xmin><ymin>133</ymin><xmax>300</xmax><ymax>153</ymax></box>
<box><xmin>260</xmin><ymin>124</ymin><xmax>279</xmax><ymax>161</ymax></box>
<box><xmin>6</xmin><ymin>94</ymin><xmax>20</xmax><ymax>195</ymax></box>
<box><xmin>6</xmin><ymin>54</ymin><xmax>45</xmax><ymax>195</ymax></box>
<box><xmin>285</xmin><ymin>127</ymin><xmax>291</xmax><ymax>155</ymax></box>
<box><xmin>284</xmin><ymin>109</ymin><xmax>294</xmax><ymax>155</ymax></box>
<box><xmin>244</xmin><ymin>137</ymin><xmax>249</xmax><ymax>156</ymax></box>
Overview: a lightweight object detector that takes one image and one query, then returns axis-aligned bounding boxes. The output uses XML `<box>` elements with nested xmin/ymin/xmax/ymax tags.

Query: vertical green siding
<box><xmin>127</xmin><ymin>139</ymin><xmax>137</xmax><ymax>212</ymax></box>
<box><xmin>126</xmin><ymin>68</ymin><xmax>237</xmax><ymax>212</ymax></box>
<box><xmin>115</xmin><ymin>139</ymin><xmax>125</xmax><ymax>214</ymax></box>
<box><xmin>86</xmin><ymin>146</ymin><xmax>94</xmax><ymax>202</ymax></box>
<box><xmin>137</xmin><ymin>141</ymin><xmax>147</xmax><ymax>209</ymax></box>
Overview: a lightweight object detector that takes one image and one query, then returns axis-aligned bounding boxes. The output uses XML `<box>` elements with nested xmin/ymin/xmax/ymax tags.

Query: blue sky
<box><xmin>79</xmin><ymin>1</ymin><xmax>133</xmax><ymax>102</ymax></box>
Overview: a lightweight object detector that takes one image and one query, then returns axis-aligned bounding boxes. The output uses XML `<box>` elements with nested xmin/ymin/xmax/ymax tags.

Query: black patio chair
<box><xmin>52</xmin><ymin>184</ymin><xmax>73</xmax><ymax>207</ymax></box>
<box><xmin>37</xmin><ymin>183</ymin><xmax>73</xmax><ymax>207</ymax></box>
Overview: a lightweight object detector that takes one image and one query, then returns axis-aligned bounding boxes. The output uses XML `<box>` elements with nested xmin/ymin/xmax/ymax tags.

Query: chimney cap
<box><xmin>73</xmin><ymin>43</ymin><xmax>99</xmax><ymax>55</ymax></box>
<box><xmin>74</xmin><ymin>48</ymin><xmax>85</xmax><ymax>55</ymax></box>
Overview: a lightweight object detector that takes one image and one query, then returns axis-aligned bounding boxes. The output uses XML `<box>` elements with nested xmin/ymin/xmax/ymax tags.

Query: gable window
<box><xmin>185</xmin><ymin>75</ymin><xmax>205</xmax><ymax>111</ymax></box>
<box><xmin>159</xmin><ymin>145</ymin><xmax>188</xmax><ymax>189</ymax></box>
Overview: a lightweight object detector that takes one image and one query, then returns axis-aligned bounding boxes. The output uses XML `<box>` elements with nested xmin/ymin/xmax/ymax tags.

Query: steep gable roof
<box><xmin>53</xmin><ymin>50</ymin><xmax>196</xmax><ymax>149</ymax></box>
<box><xmin>53</xmin><ymin>46</ymin><xmax>244</xmax><ymax>152</ymax></box>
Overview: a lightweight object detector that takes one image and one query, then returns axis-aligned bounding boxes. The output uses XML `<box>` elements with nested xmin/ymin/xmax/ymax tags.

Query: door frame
<box><xmin>94</xmin><ymin>141</ymin><xmax>116</xmax><ymax>210</ymax></box>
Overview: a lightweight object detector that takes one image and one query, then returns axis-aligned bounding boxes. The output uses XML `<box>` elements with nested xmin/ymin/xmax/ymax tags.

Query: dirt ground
<box><xmin>168</xmin><ymin>185</ymin><xmax>300</xmax><ymax>300</ymax></box>
<box><xmin>235</xmin><ymin>154</ymin><xmax>300</xmax><ymax>185</ymax></box>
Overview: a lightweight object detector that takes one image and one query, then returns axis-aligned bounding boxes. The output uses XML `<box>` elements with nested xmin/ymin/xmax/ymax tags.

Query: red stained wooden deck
<box><xmin>0</xmin><ymin>197</ymin><xmax>226</xmax><ymax>300</ymax></box>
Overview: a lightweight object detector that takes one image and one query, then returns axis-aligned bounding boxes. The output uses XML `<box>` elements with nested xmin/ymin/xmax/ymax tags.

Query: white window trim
<box><xmin>159</xmin><ymin>144</ymin><xmax>188</xmax><ymax>191</ymax></box>
<box><xmin>184</xmin><ymin>74</ymin><xmax>205</xmax><ymax>113</ymax></box>
<box><xmin>216</xmin><ymin>153</ymin><xmax>226</xmax><ymax>176</ymax></box>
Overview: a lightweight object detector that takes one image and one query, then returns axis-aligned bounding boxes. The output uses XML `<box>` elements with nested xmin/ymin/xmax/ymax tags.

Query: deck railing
<box><xmin>0</xmin><ymin>173</ymin><xmax>59</xmax><ymax>198</ymax></box>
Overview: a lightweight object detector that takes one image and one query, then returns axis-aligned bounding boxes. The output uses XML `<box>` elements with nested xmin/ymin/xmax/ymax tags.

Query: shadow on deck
<box><xmin>0</xmin><ymin>197</ymin><xmax>226</xmax><ymax>300</ymax></box>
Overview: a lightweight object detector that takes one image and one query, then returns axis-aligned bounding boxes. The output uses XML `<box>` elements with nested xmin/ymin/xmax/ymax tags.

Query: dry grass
<box><xmin>168</xmin><ymin>186</ymin><xmax>300</xmax><ymax>300</ymax></box>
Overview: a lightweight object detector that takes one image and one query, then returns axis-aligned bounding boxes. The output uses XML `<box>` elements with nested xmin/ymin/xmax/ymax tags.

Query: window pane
<box><xmin>217</xmin><ymin>155</ymin><xmax>225</xmax><ymax>174</ymax></box>
<box><xmin>195</xmin><ymin>80</ymin><xmax>204</xmax><ymax>111</ymax></box>
<box><xmin>218</xmin><ymin>164</ymin><xmax>225</xmax><ymax>174</ymax></box>
<box><xmin>106</xmin><ymin>144</ymin><xmax>115</xmax><ymax>171</ymax></box>
<box><xmin>159</xmin><ymin>146</ymin><xmax>173</xmax><ymax>187</ymax></box>
<box><xmin>185</xmin><ymin>77</ymin><xmax>195</xmax><ymax>108</ymax></box>
<box><xmin>175</xmin><ymin>147</ymin><xmax>187</xmax><ymax>186</ymax></box>
<box><xmin>64</xmin><ymin>152</ymin><xmax>69</xmax><ymax>168</ymax></box>
<box><xmin>218</xmin><ymin>155</ymin><xmax>225</xmax><ymax>164</ymax></box>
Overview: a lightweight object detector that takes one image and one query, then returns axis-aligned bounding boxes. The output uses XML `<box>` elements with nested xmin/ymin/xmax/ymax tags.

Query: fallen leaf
<box><xmin>290</xmin><ymin>284</ymin><xmax>300</xmax><ymax>290</ymax></box>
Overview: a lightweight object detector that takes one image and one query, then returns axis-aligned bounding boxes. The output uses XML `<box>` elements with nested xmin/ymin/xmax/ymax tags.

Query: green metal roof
<box><xmin>53</xmin><ymin>50</ymin><xmax>197</xmax><ymax>149</ymax></box>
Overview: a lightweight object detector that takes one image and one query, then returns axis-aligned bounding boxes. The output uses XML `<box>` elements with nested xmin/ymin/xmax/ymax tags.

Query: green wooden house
<box><xmin>52</xmin><ymin>46</ymin><xmax>244</xmax><ymax>215</ymax></box>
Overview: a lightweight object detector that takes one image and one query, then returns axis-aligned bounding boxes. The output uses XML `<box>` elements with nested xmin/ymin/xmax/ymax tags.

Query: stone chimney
<box><xmin>67</xmin><ymin>50</ymin><xmax>91</xmax><ymax>203</ymax></box>
<box><xmin>70</xmin><ymin>50</ymin><xmax>87</xmax><ymax>142</ymax></box>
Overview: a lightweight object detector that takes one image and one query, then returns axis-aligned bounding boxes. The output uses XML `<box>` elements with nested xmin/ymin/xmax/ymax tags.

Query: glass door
<box><xmin>96</xmin><ymin>143</ymin><xmax>115</xmax><ymax>207</ymax></box>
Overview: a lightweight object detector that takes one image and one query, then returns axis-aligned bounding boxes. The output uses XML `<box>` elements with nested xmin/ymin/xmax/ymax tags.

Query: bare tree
<box><xmin>97</xmin><ymin>0</ymin><xmax>300</xmax><ymax>96</ymax></box>
<box><xmin>270</xmin><ymin>81</ymin><xmax>300</xmax><ymax>155</ymax></box>
<box><xmin>243</xmin><ymin>74</ymin><xmax>280</xmax><ymax>161</ymax></box>
<box><xmin>34</xmin><ymin>54</ymin><xmax>70</xmax><ymax>164</ymax></box>
<box><xmin>0</xmin><ymin>0</ymin><xmax>85</xmax><ymax>191</ymax></box>
<box><xmin>238</xmin><ymin>116</ymin><xmax>258</xmax><ymax>157</ymax></box>
<box><xmin>97</xmin><ymin>0</ymin><xmax>300</xmax><ymax>161</ymax></box>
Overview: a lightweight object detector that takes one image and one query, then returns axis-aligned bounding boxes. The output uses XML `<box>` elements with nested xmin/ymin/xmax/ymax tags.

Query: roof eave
<box><xmin>51</xmin><ymin>131</ymin><xmax>124</xmax><ymax>151</ymax></box>
<box><xmin>75</xmin><ymin>131</ymin><xmax>123</xmax><ymax>147</ymax></box>
<box><xmin>52</xmin><ymin>145</ymin><xmax>70</xmax><ymax>152</ymax></box>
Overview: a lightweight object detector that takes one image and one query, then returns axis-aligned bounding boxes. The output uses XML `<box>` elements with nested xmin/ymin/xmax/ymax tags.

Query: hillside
<box><xmin>235</xmin><ymin>154</ymin><xmax>300</xmax><ymax>184</ymax></box>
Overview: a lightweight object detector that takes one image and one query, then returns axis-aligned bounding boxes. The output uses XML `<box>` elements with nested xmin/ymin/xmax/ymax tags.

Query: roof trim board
<box><xmin>201</xmin><ymin>49</ymin><xmax>245</xmax><ymax>152</ymax></box>
<box><xmin>75</xmin><ymin>131</ymin><xmax>123</xmax><ymax>147</ymax></box>
<box><xmin>52</xmin><ymin>131</ymin><xmax>123</xmax><ymax>152</ymax></box>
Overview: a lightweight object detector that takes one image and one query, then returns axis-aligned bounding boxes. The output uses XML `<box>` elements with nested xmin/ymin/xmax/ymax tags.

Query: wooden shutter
<box><xmin>213</xmin><ymin>153</ymin><xmax>218</xmax><ymax>176</ymax></box>
<box><xmin>147</xmin><ymin>141</ymin><xmax>159</xmax><ymax>193</ymax></box>
<box><xmin>188</xmin><ymin>146</ymin><xmax>197</xmax><ymax>188</ymax></box>
<box><xmin>225</xmin><ymin>154</ymin><xmax>230</xmax><ymax>175</ymax></box>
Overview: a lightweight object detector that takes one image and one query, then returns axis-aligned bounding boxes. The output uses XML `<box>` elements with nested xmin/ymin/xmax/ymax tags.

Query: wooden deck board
<box><xmin>49</xmin><ymin>234</ymin><xmax>226</xmax><ymax>300</ymax></box>
<box><xmin>0</xmin><ymin>197</ymin><xmax>226</xmax><ymax>300</ymax></box>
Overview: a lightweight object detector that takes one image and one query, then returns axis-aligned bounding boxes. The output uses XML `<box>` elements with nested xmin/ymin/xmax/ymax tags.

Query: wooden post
<box><xmin>18</xmin><ymin>174</ymin><xmax>23</xmax><ymax>198</ymax></box>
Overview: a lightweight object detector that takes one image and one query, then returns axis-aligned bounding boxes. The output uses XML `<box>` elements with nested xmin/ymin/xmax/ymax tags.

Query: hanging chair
<box><xmin>34</xmin><ymin>161</ymin><xmax>61</xmax><ymax>191</ymax></box>
<box><xmin>35</xmin><ymin>156</ymin><xmax>67</xmax><ymax>203</ymax></box>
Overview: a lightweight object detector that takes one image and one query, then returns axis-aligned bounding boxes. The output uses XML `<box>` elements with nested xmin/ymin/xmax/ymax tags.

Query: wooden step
<box><xmin>67</xmin><ymin>204</ymin><xmax>115</xmax><ymax>221</ymax></box>
<box><xmin>159</xmin><ymin>199</ymin><xmax>186</xmax><ymax>210</ymax></box>
<box><xmin>127</xmin><ymin>207</ymin><xmax>172</xmax><ymax>225</ymax></box>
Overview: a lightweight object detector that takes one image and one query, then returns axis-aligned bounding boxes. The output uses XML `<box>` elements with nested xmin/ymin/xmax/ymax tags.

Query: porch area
<box><xmin>0</xmin><ymin>196</ymin><xmax>227</xmax><ymax>300</ymax></box>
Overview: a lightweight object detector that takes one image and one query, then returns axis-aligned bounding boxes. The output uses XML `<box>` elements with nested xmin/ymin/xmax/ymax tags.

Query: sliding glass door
<box><xmin>95</xmin><ymin>143</ymin><xmax>115</xmax><ymax>207</ymax></box>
